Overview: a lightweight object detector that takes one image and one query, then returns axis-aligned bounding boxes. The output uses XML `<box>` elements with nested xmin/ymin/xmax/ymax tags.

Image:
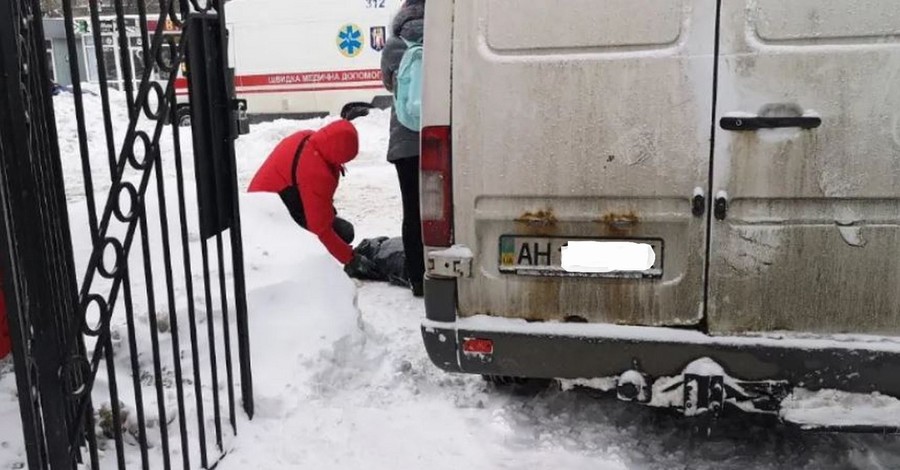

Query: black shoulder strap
<box><xmin>291</xmin><ymin>135</ymin><xmax>312</xmax><ymax>190</ymax></box>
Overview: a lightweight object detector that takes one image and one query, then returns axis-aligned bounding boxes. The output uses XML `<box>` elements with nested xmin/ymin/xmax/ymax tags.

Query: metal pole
<box><xmin>0</xmin><ymin>0</ymin><xmax>82</xmax><ymax>468</ymax></box>
<box><xmin>216</xmin><ymin>0</ymin><xmax>255</xmax><ymax>419</ymax></box>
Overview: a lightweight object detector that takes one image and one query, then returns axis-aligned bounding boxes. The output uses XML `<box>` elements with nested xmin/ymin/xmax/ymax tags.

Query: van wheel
<box><xmin>175</xmin><ymin>107</ymin><xmax>191</xmax><ymax>127</ymax></box>
<box><xmin>482</xmin><ymin>375</ymin><xmax>553</xmax><ymax>395</ymax></box>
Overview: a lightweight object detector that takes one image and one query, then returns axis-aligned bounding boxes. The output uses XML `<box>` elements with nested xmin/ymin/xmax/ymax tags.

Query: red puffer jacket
<box><xmin>248</xmin><ymin>120</ymin><xmax>359</xmax><ymax>264</ymax></box>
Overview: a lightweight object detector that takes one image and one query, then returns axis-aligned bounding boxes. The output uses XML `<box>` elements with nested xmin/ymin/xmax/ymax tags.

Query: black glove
<box><xmin>344</xmin><ymin>252</ymin><xmax>382</xmax><ymax>280</ymax></box>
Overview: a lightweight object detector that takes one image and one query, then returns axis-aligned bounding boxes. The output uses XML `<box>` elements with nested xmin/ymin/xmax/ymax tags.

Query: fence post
<box><xmin>215</xmin><ymin>1</ymin><xmax>255</xmax><ymax>420</ymax></box>
<box><xmin>0</xmin><ymin>0</ymin><xmax>84</xmax><ymax>468</ymax></box>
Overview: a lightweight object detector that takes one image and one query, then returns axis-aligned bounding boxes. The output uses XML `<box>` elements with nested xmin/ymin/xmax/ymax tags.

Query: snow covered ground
<box><xmin>3</xmin><ymin>89</ymin><xmax>900</xmax><ymax>469</ymax></box>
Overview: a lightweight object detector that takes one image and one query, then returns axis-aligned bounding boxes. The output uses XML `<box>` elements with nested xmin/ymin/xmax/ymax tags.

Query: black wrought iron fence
<box><xmin>0</xmin><ymin>0</ymin><xmax>252</xmax><ymax>468</ymax></box>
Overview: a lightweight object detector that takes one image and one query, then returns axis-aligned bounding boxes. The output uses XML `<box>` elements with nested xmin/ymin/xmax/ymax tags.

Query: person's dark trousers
<box><xmin>394</xmin><ymin>156</ymin><xmax>425</xmax><ymax>287</ymax></box>
<box><xmin>279</xmin><ymin>187</ymin><xmax>355</xmax><ymax>244</ymax></box>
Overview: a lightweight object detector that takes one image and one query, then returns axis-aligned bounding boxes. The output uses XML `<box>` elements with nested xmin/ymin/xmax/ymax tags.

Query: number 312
<box><xmin>366</xmin><ymin>0</ymin><xmax>385</xmax><ymax>8</ymax></box>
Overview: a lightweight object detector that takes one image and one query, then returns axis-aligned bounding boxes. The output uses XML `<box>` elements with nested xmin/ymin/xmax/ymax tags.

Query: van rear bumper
<box><xmin>422</xmin><ymin>315</ymin><xmax>900</xmax><ymax>404</ymax></box>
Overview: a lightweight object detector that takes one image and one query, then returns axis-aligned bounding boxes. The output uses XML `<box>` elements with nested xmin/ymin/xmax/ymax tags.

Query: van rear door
<box><xmin>708</xmin><ymin>0</ymin><xmax>900</xmax><ymax>335</ymax></box>
<box><xmin>451</xmin><ymin>0</ymin><xmax>717</xmax><ymax>325</ymax></box>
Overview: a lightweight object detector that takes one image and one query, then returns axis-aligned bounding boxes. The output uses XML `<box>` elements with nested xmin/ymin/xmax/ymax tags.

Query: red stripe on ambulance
<box><xmin>173</xmin><ymin>69</ymin><xmax>382</xmax><ymax>91</ymax></box>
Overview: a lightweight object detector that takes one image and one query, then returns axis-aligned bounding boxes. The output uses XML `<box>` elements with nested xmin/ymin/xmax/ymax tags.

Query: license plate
<box><xmin>498</xmin><ymin>236</ymin><xmax>663</xmax><ymax>278</ymax></box>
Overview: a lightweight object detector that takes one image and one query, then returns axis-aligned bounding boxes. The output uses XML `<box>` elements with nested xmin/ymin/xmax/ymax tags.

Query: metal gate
<box><xmin>0</xmin><ymin>0</ymin><xmax>252</xmax><ymax>468</ymax></box>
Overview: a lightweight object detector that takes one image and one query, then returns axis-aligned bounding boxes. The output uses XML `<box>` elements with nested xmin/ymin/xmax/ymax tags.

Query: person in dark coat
<box><xmin>248</xmin><ymin>103</ymin><xmax>379</xmax><ymax>275</ymax></box>
<box><xmin>381</xmin><ymin>0</ymin><xmax>426</xmax><ymax>297</ymax></box>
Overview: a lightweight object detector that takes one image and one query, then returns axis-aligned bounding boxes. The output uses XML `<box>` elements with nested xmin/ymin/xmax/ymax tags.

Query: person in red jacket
<box><xmin>248</xmin><ymin>103</ymin><xmax>379</xmax><ymax>276</ymax></box>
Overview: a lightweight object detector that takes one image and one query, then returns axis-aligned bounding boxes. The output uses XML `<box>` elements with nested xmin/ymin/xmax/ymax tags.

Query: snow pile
<box><xmin>558</xmin><ymin>377</ymin><xmax>617</xmax><ymax>393</ymax></box>
<box><xmin>781</xmin><ymin>389</ymin><xmax>900</xmax><ymax>429</ymax></box>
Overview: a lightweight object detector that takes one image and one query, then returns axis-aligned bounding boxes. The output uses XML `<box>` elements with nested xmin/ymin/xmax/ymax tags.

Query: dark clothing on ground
<box><xmin>345</xmin><ymin>237</ymin><xmax>409</xmax><ymax>286</ymax></box>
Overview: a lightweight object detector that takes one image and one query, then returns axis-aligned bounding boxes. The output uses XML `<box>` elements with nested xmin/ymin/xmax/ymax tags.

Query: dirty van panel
<box><xmin>755</xmin><ymin>0</ymin><xmax>900</xmax><ymax>42</ymax></box>
<box><xmin>708</xmin><ymin>0</ymin><xmax>900</xmax><ymax>335</ymax></box>
<box><xmin>485</xmin><ymin>0</ymin><xmax>682</xmax><ymax>51</ymax></box>
<box><xmin>451</xmin><ymin>1</ymin><xmax>717</xmax><ymax>325</ymax></box>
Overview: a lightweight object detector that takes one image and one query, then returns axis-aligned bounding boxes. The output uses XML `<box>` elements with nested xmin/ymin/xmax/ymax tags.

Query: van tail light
<box><xmin>421</xmin><ymin>126</ymin><xmax>453</xmax><ymax>247</ymax></box>
<box><xmin>462</xmin><ymin>338</ymin><xmax>493</xmax><ymax>355</ymax></box>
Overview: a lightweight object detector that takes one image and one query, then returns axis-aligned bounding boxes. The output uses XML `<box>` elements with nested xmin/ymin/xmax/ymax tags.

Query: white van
<box><xmin>420</xmin><ymin>0</ymin><xmax>900</xmax><ymax>427</ymax></box>
<box><xmin>175</xmin><ymin>0</ymin><xmax>402</xmax><ymax>122</ymax></box>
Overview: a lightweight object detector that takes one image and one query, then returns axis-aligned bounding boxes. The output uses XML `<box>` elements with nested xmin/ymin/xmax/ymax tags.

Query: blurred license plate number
<box><xmin>498</xmin><ymin>236</ymin><xmax>662</xmax><ymax>278</ymax></box>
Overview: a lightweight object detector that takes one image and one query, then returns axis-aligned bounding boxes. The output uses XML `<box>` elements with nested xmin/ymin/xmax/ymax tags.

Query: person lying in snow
<box><xmin>345</xmin><ymin>236</ymin><xmax>409</xmax><ymax>286</ymax></box>
<box><xmin>248</xmin><ymin>102</ymin><xmax>380</xmax><ymax>277</ymax></box>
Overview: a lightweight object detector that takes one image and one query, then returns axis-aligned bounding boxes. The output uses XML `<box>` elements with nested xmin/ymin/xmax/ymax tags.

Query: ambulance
<box><xmin>175</xmin><ymin>0</ymin><xmax>402</xmax><ymax>124</ymax></box>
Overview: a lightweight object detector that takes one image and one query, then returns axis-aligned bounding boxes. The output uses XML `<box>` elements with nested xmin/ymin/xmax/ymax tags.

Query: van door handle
<box><xmin>720</xmin><ymin>116</ymin><xmax>822</xmax><ymax>131</ymax></box>
<box><xmin>714</xmin><ymin>191</ymin><xmax>728</xmax><ymax>221</ymax></box>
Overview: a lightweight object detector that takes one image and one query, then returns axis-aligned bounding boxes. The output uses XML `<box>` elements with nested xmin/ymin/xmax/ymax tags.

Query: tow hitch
<box><xmin>666</xmin><ymin>373</ymin><xmax>791</xmax><ymax>416</ymax></box>
<box><xmin>617</xmin><ymin>358</ymin><xmax>792</xmax><ymax>417</ymax></box>
<box><xmin>608</xmin><ymin>360</ymin><xmax>900</xmax><ymax>433</ymax></box>
<box><xmin>679</xmin><ymin>374</ymin><xmax>726</xmax><ymax>416</ymax></box>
